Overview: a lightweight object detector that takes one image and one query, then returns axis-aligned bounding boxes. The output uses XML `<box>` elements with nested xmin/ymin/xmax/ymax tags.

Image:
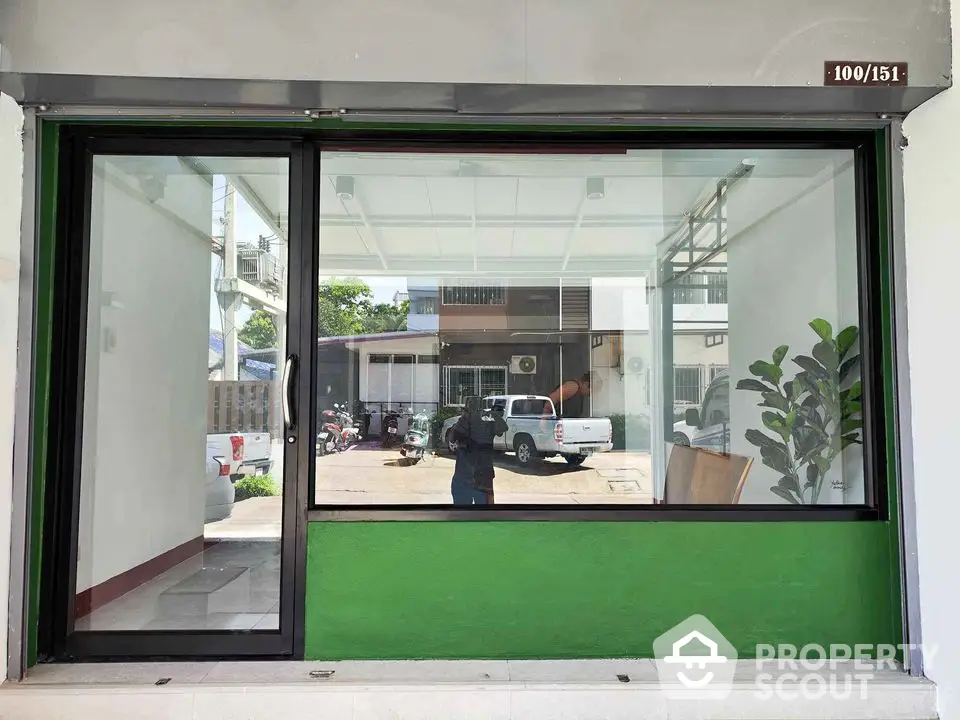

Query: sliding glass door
<box><xmin>45</xmin><ymin>137</ymin><xmax>313</xmax><ymax>658</ymax></box>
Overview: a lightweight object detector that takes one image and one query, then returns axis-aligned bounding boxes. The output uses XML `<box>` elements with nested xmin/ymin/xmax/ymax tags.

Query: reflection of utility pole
<box><xmin>222</xmin><ymin>183</ymin><xmax>239</xmax><ymax>381</ymax></box>
<box><xmin>276</xmin><ymin>219</ymin><xmax>288</xmax><ymax>362</ymax></box>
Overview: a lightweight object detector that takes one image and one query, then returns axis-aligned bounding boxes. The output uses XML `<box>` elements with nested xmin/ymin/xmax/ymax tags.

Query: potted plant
<box><xmin>735</xmin><ymin>319</ymin><xmax>862</xmax><ymax>504</ymax></box>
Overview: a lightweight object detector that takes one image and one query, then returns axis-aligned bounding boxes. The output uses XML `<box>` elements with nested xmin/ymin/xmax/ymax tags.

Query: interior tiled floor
<box><xmin>75</xmin><ymin>540</ymin><xmax>281</xmax><ymax>632</ymax></box>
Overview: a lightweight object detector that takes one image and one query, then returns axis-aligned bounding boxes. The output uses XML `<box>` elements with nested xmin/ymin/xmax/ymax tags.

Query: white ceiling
<box><xmin>102</xmin><ymin>149</ymin><xmax>848</xmax><ymax>278</ymax></box>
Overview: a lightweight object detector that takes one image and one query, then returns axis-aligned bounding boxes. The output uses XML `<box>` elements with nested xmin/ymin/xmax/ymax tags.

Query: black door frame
<box><xmin>40</xmin><ymin>128</ymin><xmax>316</xmax><ymax>660</ymax></box>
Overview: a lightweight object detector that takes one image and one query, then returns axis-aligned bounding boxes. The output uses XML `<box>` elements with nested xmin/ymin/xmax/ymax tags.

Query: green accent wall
<box><xmin>305</xmin><ymin>520</ymin><xmax>900</xmax><ymax>659</ymax></box>
<box><xmin>27</xmin><ymin>120</ymin><xmax>59</xmax><ymax>666</ymax></box>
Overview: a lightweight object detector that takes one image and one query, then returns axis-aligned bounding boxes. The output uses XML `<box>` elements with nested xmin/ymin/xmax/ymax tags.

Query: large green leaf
<box><xmin>812</xmin><ymin>340</ymin><xmax>840</xmax><ymax>374</ymax></box>
<box><xmin>794</xmin><ymin>425</ymin><xmax>822</xmax><ymax>456</ymax></box>
<box><xmin>794</xmin><ymin>372</ymin><xmax>820</xmax><ymax>399</ymax></box>
<box><xmin>772</xmin><ymin>345</ymin><xmax>790</xmax><ymax>366</ymax></box>
<box><xmin>761</xmin><ymin>444</ymin><xmax>793</xmax><ymax>475</ymax></box>
<box><xmin>793</xmin><ymin>355</ymin><xmax>829</xmax><ymax>381</ymax></box>
<box><xmin>844</xmin><ymin>400</ymin><xmax>863</xmax><ymax>416</ymax></box>
<box><xmin>744</xmin><ymin>429</ymin><xmax>778</xmax><ymax>449</ymax></box>
<box><xmin>778</xmin><ymin>475</ymin><xmax>800</xmax><ymax>494</ymax></box>
<box><xmin>770</xmin><ymin>486</ymin><xmax>801</xmax><ymax>504</ymax></box>
<box><xmin>836</xmin><ymin>326</ymin><xmax>859</xmax><ymax>358</ymax></box>
<box><xmin>783</xmin><ymin>380</ymin><xmax>795</xmax><ymax>400</ymax></box>
<box><xmin>736</xmin><ymin>379</ymin><xmax>772</xmax><ymax>393</ymax></box>
<box><xmin>841</xmin><ymin>433</ymin><xmax>862</xmax><ymax>450</ymax></box>
<box><xmin>762</xmin><ymin>412</ymin><xmax>790</xmax><ymax>442</ymax></box>
<box><xmin>760</xmin><ymin>391</ymin><xmax>790</xmax><ymax>412</ymax></box>
<box><xmin>810</xmin><ymin>318</ymin><xmax>834</xmax><ymax>341</ymax></box>
<box><xmin>840</xmin><ymin>418</ymin><xmax>862</xmax><ymax>435</ymax></box>
<box><xmin>846</xmin><ymin>380</ymin><xmax>862</xmax><ymax>401</ymax></box>
<box><xmin>838</xmin><ymin>356</ymin><xmax>860</xmax><ymax>382</ymax></box>
<box><xmin>805</xmin><ymin>463</ymin><xmax>820</xmax><ymax>490</ymax></box>
<box><xmin>750</xmin><ymin>360</ymin><xmax>783</xmax><ymax>385</ymax></box>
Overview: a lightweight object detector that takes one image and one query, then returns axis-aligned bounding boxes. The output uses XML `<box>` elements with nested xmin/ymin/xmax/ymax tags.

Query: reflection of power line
<box><xmin>212</xmin><ymin>188</ymin><xmax>236</xmax><ymax>205</ymax></box>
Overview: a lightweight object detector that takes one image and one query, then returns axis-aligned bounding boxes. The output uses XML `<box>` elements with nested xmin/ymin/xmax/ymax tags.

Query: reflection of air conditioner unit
<box><xmin>510</xmin><ymin>355</ymin><xmax>537</xmax><ymax>375</ymax></box>
<box><xmin>626</xmin><ymin>356</ymin><xmax>645</xmax><ymax>374</ymax></box>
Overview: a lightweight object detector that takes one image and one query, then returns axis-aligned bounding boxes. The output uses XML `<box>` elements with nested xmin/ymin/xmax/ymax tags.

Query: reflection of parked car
<box><xmin>672</xmin><ymin>373</ymin><xmax>730</xmax><ymax>453</ymax></box>
<box><xmin>206</xmin><ymin>431</ymin><xmax>273</xmax><ymax>481</ymax></box>
<box><xmin>443</xmin><ymin>395</ymin><xmax>613</xmax><ymax>467</ymax></box>
<box><xmin>205</xmin><ymin>443</ymin><xmax>235</xmax><ymax>523</ymax></box>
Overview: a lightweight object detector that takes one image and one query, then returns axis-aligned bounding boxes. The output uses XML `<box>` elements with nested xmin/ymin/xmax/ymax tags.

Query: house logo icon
<box><xmin>653</xmin><ymin>614</ymin><xmax>738</xmax><ymax>700</ymax></box>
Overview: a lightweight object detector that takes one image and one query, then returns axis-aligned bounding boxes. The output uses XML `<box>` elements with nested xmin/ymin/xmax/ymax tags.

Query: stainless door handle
<box><xmin>282</xmin><ymin>354</ymin><xmax>296</xmax><ymax>430</ymax></box>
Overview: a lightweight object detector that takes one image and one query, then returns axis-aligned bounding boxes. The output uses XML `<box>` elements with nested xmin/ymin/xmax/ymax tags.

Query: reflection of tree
<box><xmin>317</xmin><ymin>277</ymin><xmax>408</xmax><ymax>338</ymax></box>
<box><xmin>363</xmin><ymin>299</ymin><xmax>410</xmax><ymax>334</ymax></box>
<box><xmin>238</xmin><ymin>309</ymin><xmax>278</xmax><ymax>349</ymax></box>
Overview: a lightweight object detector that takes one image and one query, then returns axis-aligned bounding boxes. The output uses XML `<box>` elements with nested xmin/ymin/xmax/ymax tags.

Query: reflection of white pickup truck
<box><xmin>671</xmin><ymin>373</ymin><xmax>731</xmax><ymax>453</ymax></box>
<box><xmin>442</xmin><ymin>395</ymin><xmax>613</xmax><ymax>467</ymax></box>
<box><xmin>206</xmin><ymin>431</ymin><xmax>273</xmax><ymax>481</ymax></box>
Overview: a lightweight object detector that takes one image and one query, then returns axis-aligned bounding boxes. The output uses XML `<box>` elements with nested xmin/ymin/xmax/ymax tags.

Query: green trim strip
<box><xmin>28</xmin><ymin>119</ymin><xmax>59</xmax><ymax>665</ymax></box>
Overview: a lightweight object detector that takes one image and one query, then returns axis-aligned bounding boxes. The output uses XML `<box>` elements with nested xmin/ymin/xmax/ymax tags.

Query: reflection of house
<box><xmin>436</xmin><ymin>279</ymin><xmax>591</xmax><ymax>411</ymax></box>
<box><xmin>406</xmin><ymin>281</ymin><xmax>439</xmax><ymax>332</ymax></box>
<box><xmin>433</xmin><ymin>275</ymin><xmax>729</xmax><ymax>415</ymax></box>
<box><xmin>316</xmin><ymin>331</ymin><xmax>439</xmax><ymax>415</ymax></box>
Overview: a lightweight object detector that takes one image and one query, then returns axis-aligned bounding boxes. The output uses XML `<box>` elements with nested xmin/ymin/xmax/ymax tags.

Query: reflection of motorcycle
<box><xmin>333</xmin><ymin>403</ymin><xmax>361</xmax><ymax>447</ymax></box>
<box><xmin>320</xmin><ymin>409</ymin><xmax>345</xmax><ymax>453</ymax></box>
<box><xmin>400</xmin><ymin>411</ymin><xmax>431</xmax><ymax>464</ymax></box>
<box><xmin>380</xmin><ymin>408</ymin><xmax>400</xmax><ymax>448</ymax></box>
<box><xmin>356</xmin><ymin>402</ymin><xmax>372</xmax><ymax>439</ymax></box>
<box><xmin>316</xmin><ymin>428</ymin><xmax>337</xmax><ymax>456</ymax></box>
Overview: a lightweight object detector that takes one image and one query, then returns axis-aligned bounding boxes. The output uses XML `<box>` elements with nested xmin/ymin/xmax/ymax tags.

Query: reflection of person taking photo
<box><xmin>549</xmin><ymin>371</ymin><xmax>600</xmax><ymax>418</ymax></box>
<box><xmin>450</xmin><ymin>397</ymin><xmax>508</xmax><ymax>505</ymax></box>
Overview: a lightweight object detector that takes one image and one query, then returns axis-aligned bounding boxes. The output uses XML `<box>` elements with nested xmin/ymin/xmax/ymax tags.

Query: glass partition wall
<box><xmin>42</xmin><ymin>130</ymin><xmax>886</xmax><ymax>661</ymax></box>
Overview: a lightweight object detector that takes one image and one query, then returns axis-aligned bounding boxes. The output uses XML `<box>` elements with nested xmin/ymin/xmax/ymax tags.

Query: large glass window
<box><xmin>310</xmin><ymin>147</ymin><xmax>868</xmax><ymax>507</ymax></box>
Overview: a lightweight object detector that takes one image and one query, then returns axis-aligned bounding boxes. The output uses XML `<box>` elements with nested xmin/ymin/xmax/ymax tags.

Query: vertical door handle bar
<box><xmin>282</xmin><ymin>354</ymin><xmax>296</xmax><ymax>431</ymax></box>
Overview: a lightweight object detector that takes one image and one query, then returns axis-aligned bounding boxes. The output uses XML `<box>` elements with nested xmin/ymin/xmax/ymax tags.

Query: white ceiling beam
<box><xmin>560</xmin><ymin>192</ymin><xmax>589</xmax><ymax>271</ymax></box>
<box><xmin>227</xmin><ymin>174</ymin><xmax>288</xmax><ymax>242</ymax></box>
<box><xmin>351</xmin><ymin>188</ymin><xmax>389</xmax><ymax>271</ymax></box>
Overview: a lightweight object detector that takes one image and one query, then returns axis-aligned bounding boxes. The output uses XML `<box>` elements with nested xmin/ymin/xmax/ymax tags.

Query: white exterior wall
<box><xmin>903</xmin><ymin>4</ymin><xmax>960</xmax><ymax>715</ymax></box>
<box><xmin>0</xmin><ymin>91</ymin><xmax>24</xmax><ymax>680</ymax></box>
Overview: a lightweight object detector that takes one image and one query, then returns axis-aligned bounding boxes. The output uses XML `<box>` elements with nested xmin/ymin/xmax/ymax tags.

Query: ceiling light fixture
<box><xmin>335</xmin><ymin>176</ymin><xmax>355</xmax><ymax>200</ymax></box>
<box><xmin>586</xmin><ymin>177</ymin><xmax>605</xmax><ymax>199</ymax></box>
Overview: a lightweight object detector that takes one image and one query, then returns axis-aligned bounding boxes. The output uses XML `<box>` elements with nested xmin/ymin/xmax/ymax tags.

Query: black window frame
<box><xmin>39</xmin><ymin>126</ymin><xmax>893</xmax><ymax>664</ymax></box>
<box><xmin>306</xmin><ymin>128</ymin><xmax>890</xmax><ymax>523</ymax></box>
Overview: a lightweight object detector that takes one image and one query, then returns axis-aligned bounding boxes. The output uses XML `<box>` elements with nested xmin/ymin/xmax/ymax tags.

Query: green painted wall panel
<box><xmin>27</xmin><ymin>120</ymin><xmax>59</xmax><ymax>666</ymax></box>
<box><xmin>305</xmin><ymin>521</ymin><xmax>898</xmax><ymax>660</ymax></box>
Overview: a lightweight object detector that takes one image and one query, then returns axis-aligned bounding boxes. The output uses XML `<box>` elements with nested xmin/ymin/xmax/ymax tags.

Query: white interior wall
<box><xmin>76</xmin><ymin>158</ymin><xmax>210</xmax><ymax>592</ymax></box>
<box><xmin>726</xmin><ymin>156</ymin><xmax>861</xmax><ymax>504</ymax></box>
<box><xmin>903</xmin><ymin>6</ymin><xmax>960</xmax><ymax>713</ymax></box>
<box><xmin>0</xmin><ymin>91</ymin><xmax>24</xmax><ymax>680</ymax></box>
